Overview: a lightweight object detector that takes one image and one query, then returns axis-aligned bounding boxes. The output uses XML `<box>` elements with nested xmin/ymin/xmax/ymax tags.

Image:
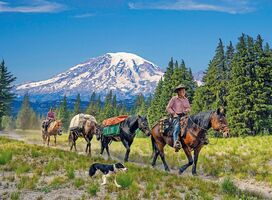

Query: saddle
<box><xmin>159</xmin><ymin>117</ymin><xmax>174</xmax><ymax>137</ymax></box>
<box><xmin>159</xmin><ymin>115</ymin><xmax>189</xmax><ymax>138</ymax></box>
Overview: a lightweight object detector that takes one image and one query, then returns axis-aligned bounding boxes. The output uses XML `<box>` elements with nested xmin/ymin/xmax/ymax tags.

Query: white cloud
<box><xmin>0</xmin><ymin>0</ymin><xmax>66</xmax><ymax>13</ymax></box>
<box><xmin>128</xmin><ymin>0</ymin><xmax>256</xmax><ymax>14</ymax></box>
<box><xmin>73</xmin><ymin>13</ymin><xmax>95</xmax><ymax>18</ymax></box>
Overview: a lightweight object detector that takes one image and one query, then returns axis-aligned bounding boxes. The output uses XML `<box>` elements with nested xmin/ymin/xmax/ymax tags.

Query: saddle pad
<box><xmin>103</xmin><ymin>124</ymin><xmax>121</xmax><ymax>136</ymax></box>
<box><xmin>102</xmin><ymin>115</ymin><xmax>128</xmax><ymax>126</ymax></box>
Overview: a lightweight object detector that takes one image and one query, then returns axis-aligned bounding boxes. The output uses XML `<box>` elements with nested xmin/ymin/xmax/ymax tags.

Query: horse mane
<box><xmin>187</xmin><ymin>111</ymin><xmax>213</xmax><ymax>130</ymax></box>
<box><xmin>121</xmin><ymin>115</ymin><xmax>139</xmax><ymax>133</ymax></box>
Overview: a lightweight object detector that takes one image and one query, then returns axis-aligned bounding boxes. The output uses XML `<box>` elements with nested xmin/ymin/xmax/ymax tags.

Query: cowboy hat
<box><xmin>174</xmin><ymin>84</ymin><xmax>186</xmax><ymax>93</ymax></box>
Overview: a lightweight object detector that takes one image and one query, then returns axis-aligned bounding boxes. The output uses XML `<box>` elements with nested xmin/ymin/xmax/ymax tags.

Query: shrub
<box><xmin>88</xmin><ymin>183</ymin><xmax>99</xmax><ymax>196</ymax></box>
<box><xmin>66</xmin><ymin>166</ymin><xmax>75</xmax><ymax>179</ymax></box>
<box><xmin>116</xmin><ymin>174</ymin><xmax>133</xmax><ymax>188</ymax></box>
<box><xmin>74</xmin><ymin>178</ymin><xmax>85</xmax><ymax>188</ymax></box>
<box><xmin>0</xmin><ymin>150</ymin><xmax>12</xmax><ymax>165</ymax></box>
<box><xmin>10</xmin><ymin>191</ymin><xmax>20</xmax><ymax>200</ymax></box>
<box><xmin>221</xmin><ymin>177</ymin><xmax>238</xmax><ymax>195</ymax></box>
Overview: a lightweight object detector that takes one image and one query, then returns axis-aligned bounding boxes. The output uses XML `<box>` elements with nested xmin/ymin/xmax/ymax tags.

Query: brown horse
<box><xmin>150</xmin><ymin>108</ymin><xmax>229</xmax><ymax>175</ymax></box>
<box><xmin>69</xmin><ymin>119</ymin><xmax>101</xmax><ymax>155</ymax></box>
<box><xmin>42</xmin><ymin>120</ymin><xmax>62</xmax><ymax>146</ymax></box>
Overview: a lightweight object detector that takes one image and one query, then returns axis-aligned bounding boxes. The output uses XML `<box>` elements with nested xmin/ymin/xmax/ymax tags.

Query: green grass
<box><xmin>87</xmin><ymin>183</ymin><xmax>99</xmax><ymax>196</ymax></box>
<box><xmin>221</xmin><ymin>177</ymin><xmax>238</xmax><ymax>195</ymax></box>
<box><xmin>73</xmin><ymin>178</ymin><xmax>85</xmax><ymax>188</ymax></box>
<box><xmin>66</xmin><ymin>166</ymin><xmax>75</xmax><ymax>179</ymax></box>
<box><xmin>10</xmin><ymin>191</ymin><xmax>20</xmax><ymax>200</ymax></box>
<box><xmin>0</xmin><ymin>150</ymin><xmax>12</xmax><ymax>165</ymax></box>
<box><xmin>0</xmin><ymin>132</ymin><xmax>270</xmax><ymax>199</ymax></box>
<box><xmin>49</xmin><ymin>176</ymin><xmax>67</xmax><ymax>189</ymax></box>
<box><xmin>116</xmin><ymin>173</ymin><xmax>133</xmax><ymax>188</ymax></box>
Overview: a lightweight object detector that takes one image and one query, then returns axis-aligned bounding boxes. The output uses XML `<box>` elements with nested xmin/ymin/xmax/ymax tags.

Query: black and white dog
<box><xmin>89</xmin><ymin>162</ymin><xmax>127</xmax><ymax>187</ymax></box>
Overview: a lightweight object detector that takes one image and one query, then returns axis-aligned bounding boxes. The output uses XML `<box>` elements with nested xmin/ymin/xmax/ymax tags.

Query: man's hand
<box><xmin>173</xmin><ymin>113</ymin><xmax>178</xmax><ymax>117</ymax></box>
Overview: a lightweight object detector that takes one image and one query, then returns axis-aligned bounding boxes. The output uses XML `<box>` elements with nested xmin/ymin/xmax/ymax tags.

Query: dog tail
<box><xmin>89</xmin><ymin>164</ymin><xmax>97</xmax><ymax>177</ymax></box>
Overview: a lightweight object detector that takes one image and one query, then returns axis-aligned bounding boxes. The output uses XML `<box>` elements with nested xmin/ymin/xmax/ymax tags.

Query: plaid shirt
<box><xmin>166</xmin><ymin>96</ymin><xmax>191</xmax><ymax>115</ymax></box>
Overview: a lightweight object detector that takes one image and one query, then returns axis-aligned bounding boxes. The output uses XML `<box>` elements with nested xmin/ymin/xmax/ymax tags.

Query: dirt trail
<box><xmin>1</xmin><ymin>131</ymin><xmax>272</xmax><ymax>199</ymax></box>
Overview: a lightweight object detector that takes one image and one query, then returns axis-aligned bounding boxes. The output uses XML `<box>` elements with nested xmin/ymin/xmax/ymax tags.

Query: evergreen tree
<box><xmin>73</xmin><ymin>94</ymin><xmax>81</xmax><ymax>115</ymax></box>
<box><xmin>102</xmin><ymin>91</ymin><xmax>115</xmax><ymax>119</ymax></box>
<box><xmin>252</xmin><ymin>35</ymin><xmax>272</xmax><ymax>134</ymax></box>
<box><xmin>159</xmin><ymin>58</ymin><xmax>175</xmax><ymax>114</ymax></box>
<box><xmin>147</xmin><ymin>78</ymin><xmax>164</xmax><ymax>126</ymax></box>
<box><xmin>16</xmin><ymin>94</ymin><xmax>32</xmax><ymax>130</ymax></box>
<box><xmin>0</xmin><ymin>60</ymin><xmax>16</xmax><ymax>130</ymax></box>
<box><xmin>227</xmin><ymin>34</ymin><xmax>252</xmax><ymax>136</ymax></box>
<box><xmin>192</xmin><ymin>39</ymin><xmax>227</xmax><ymax>112</ymax></box>
<box><xmin>57</xmin><ymin>95</ymin><xmax>70</xmax><ymax>132</ymax></box>
<box><xmin>86</xmin><ymin>92</ymin><xmax>97</xmax><ymax>115</ymax></box>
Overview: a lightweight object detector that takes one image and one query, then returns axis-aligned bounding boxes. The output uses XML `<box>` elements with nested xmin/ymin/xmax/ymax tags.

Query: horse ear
<box><xmin>216</xmin><ymin>108</ymin><xmax>221</xmax><ymax>115</ymax></box>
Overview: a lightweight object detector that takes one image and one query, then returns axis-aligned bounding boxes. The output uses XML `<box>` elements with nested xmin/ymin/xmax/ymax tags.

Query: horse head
<box><xmin>54</xmin><ymin>120</ymin><xmax>62</xmax><ymax>135</ymax></box>
<box><xmin>95</xmin><ymin>124</ymin><xmax>103</xmax><ymax>141</ymax></box>
<box><xmin>210</xmin><ymin>108</ymin><xmax>230</xmax><ymax>137</ymax></box>
<box><xmin>84</xmin><ymin>119</ymin><xmax>96</xmax><ymax>134</ymax></box>
<box><xmin>137</xmin><ymin>115</ymin><xmax>151</xmax><ymax>136</ymax></box>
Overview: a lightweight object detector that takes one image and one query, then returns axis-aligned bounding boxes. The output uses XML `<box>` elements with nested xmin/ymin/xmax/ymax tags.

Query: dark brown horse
<box><xmin>69</xmin><ymin>119</ymin><xmax>101</xmax><ymax>155</ymax></box>
<box><xmin>150</xmin><ymin>108</ymin><xmax>230</xmax><ymax>175</ymax></box>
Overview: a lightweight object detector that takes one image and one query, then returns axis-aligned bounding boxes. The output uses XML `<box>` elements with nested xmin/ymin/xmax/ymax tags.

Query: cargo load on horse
<box><xmin>69</xmin><ymin>113</ymin><xmax>97</xmax><ymax>131</ymax></box>
<box><xmin>69</xmin><ymin>113</ymin><xmax>100</xmax><ymax>155</ymax></box>
<box><xmin>102</xmin><ymin>115</ymin><xmax>128</xmax><ymax>137</ymax></box>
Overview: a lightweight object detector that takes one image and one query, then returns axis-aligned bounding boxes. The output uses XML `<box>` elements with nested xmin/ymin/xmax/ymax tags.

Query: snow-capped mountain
<box><xmin>193</xmin><ymin>70</ymin><xmax>204</xmax><ymax>86</ymax></box>
<box><xmin>15</xmin><ymin>52</ymin><xmax>164</xmax><ymax>101</ymax></box>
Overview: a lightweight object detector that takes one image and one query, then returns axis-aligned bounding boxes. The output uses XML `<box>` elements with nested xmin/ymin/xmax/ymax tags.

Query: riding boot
<box><xmin>174</xmin><ymin>140</ymin><xmax>181</xmax><ymax>152</ymax></box>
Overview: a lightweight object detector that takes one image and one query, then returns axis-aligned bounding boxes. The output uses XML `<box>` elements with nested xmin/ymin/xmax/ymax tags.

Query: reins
<box><xmin>187</xmin><ymin>113</ymin><xmax>220</xmax><ymax>145</ymax></box>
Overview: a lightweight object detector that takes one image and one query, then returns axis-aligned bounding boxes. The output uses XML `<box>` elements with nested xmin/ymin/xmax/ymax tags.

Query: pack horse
<box><xmin>69</xmin><ymin>114</ymin><xmax>101</xmax><ymax>155</ymax></box>
<box><xmin>100</xmin><ymin>115</ymin><xmax>151</xmax><ymax>162</ymax></box>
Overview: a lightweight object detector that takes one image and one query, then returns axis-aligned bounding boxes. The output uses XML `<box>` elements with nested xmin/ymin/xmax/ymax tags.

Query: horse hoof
<box><xmin>192</xmin><ymin>172</ymin><xmax>198</xmax><ymax>176</ymax></box>
<box><xmin>165</xmin><ymin>168</ymin><xmax>170</xmax><ymax>172</ymax></box>
<box><xmin>179</xmin><ymin>169</ymin><xmax>184</xmax><ymax>175</ymax></box>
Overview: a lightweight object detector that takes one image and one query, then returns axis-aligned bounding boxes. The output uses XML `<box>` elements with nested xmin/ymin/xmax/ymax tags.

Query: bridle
<box><xmin>138</xmin><ymin>117</ymin><xmax>150</xmax><ymax>136</ymax></box>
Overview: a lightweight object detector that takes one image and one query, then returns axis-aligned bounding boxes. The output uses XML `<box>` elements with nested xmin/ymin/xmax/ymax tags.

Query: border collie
<box><xmin>89</xmin><ymin>162</ymin><xmax>127</xmax><ymax>187</ymax></box>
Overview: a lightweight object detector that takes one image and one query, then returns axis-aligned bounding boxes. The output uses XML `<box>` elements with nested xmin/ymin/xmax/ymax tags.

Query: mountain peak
<box><xmin>15</xmin><ymin>52</ymin><xmax>164</xmax><ymax>101</ymax></box>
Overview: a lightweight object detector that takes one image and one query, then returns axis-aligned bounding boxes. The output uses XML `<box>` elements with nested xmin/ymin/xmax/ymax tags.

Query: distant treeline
<box><xmin>1</xmin><ymin>33</ymin><xmax>271</xmax><ymax>136</ymax></box>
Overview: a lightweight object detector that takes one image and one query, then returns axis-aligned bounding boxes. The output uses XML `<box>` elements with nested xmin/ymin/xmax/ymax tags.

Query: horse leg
<box><xmin>105</xmin><ymin>139</ymin><xmax>111</xmax><ymax>160</ymax></box>
<box><xmin>89</xmin><ymin>137</ymin><xmax>93</xmax><ymax>156</ymax></box>
<box><xmin>121</xmin><ymin>139</ymin><xmax>131</xmax><ymax>162</ymax></box>
<box><xmin>192</xmin><ymin>145</ymin><xmax>203</xmax><ymax>176</ymax></box>
<box><xmin>179</xmin><ymin>146</ymin><xmax>193</xmax><ymax>174</ymax></box>
<box><xmin>47</xmin><ymin>135</ymin><xmax>50</xmax><ymax>146</ymax></box>
<box><xmin>54</xmin><ymin>135</ymin><xmax>56</xmax><ymax>146</ymax></box>
<box><xmin>157</xmin><ymin>143</ymin><xmax>170</xmax><ymax>171</ymax></box>
<box><xmin>151</xmin><ymin>149</ymin><xmax>160</xmax><ymax>167</ymax></box>
<box><xmin>100</xmin><ymin>139</ymin><xmax>105</xmax><ymax>155</ymax></box>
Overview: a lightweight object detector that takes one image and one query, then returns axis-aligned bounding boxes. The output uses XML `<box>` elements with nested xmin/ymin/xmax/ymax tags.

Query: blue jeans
<box><xmin>173</xmin><ymin>117</ymin><xmax>181</xmax><ymax>142</ymax></box>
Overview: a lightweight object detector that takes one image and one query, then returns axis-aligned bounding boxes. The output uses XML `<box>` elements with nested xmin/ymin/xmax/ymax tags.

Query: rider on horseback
<box><xmin>44</xmin><ymin>107</ymin><xmax>56</xmax><ymax>132</ymax></box>
<box><xmin>166</xmin><ymin>84</ymin><xmax>191</xmax><ymax>151</ymax></box>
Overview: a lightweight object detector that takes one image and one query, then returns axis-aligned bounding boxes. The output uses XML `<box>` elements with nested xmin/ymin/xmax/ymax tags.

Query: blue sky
<box><xmin>0</xmin><ymin>0</ymin><xmax>272</xmax><ymax>83</ymax></box>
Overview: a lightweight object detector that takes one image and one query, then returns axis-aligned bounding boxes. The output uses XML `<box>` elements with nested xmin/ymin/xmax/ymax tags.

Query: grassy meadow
<box><xmin>0</xmin><ymin>130</ymin><xmax>271</xmax><ymax>199</ymax></box>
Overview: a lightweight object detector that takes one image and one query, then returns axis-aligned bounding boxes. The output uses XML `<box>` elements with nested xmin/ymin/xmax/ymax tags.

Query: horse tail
<box><xmin>68</xmin><ymin>130</ymin><xmax>73</xmax><ymax>145</ymax></box>
<box><xmin>151</xmin><ymin>135</ymin><xmax>157</xmax><ymax>159</ymax></box>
